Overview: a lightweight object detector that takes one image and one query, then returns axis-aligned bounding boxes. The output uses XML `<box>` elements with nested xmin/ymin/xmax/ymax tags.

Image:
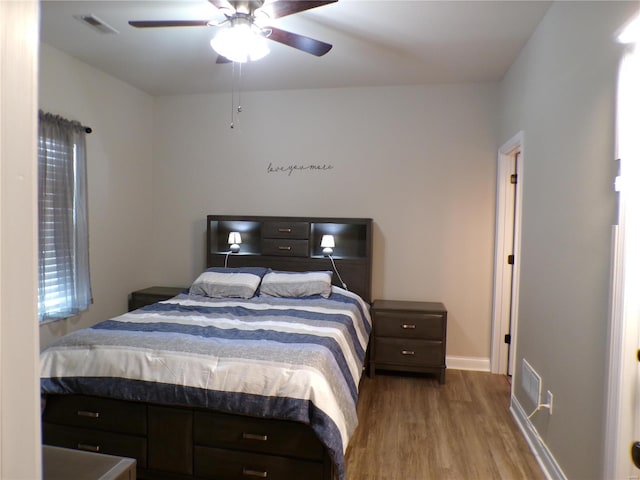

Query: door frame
<box><xmin>0</xmin><ymin>1</ymin><xmax>42</xmax><ymax>478</ymax></box>
<box><xmin>491</xmin><ymin>131</ymin><xmax>524</xmax><ymax>375</ymax></box>
<box><xmin>603</xmin><ymin>40</ymin><xmax>640</xmax><ymax>480</ymax></box>
<box><xmin>603</xmin><ymin>220</ymin><xmax>634</xmax><ymax>480</ymax></box>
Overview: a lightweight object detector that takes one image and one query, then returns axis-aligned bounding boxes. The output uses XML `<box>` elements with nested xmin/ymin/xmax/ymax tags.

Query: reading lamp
<box><xmin>321</xmin><ymin>235</ymin><xmax>335</xmax><ymax>256</ymax></box>
<box><xmin>320</xmin><ymin>235</ymin><xmax>347</xmax><ymax>290</ymax></box>
<box><xmin>228</xmin><ymin>232</ymin><xmax>242</xmax><ymax>253</ymax></box>
<box><xmin>225</xmin><ymin>231</ymin><xmax>242</xmax><ymax>267</ymax></box>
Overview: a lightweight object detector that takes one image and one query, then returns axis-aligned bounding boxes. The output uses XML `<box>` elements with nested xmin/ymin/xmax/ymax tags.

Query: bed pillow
<box><xmin>189</xmin><ymin>267</ymin><xmax>267</xmax><ymax>299</ymax></box>
<box><xmin>259</xmin><ymin>270</ymin><xmax>333</xmax><ymax>298</ymax></box>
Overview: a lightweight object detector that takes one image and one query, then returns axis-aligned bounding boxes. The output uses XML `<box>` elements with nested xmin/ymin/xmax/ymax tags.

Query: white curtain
<box><xmin>38</xmin><ymin>110</ymin><xmax>91</xmax><ymax>321</ymax></box>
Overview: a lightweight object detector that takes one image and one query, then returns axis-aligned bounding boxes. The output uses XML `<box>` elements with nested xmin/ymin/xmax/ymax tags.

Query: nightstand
<box><xmin>128</xmin><ymin>286</ymin><xmax>186</xmax><ymax>311</ymax></box>
<box><xmin>370</xmin><ymin>300</ymin><xmax>447</xmax><ymax>383</ymax></box>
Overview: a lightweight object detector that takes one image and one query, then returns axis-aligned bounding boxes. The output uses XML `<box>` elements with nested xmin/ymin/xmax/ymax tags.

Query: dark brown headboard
<box><xmin>206</xmin><ymin>215</ymin><xmax>373</xmax><ymax>303</ymax></box>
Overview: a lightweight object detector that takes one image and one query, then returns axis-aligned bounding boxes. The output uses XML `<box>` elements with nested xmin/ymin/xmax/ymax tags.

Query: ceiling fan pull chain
<box><xmin>237</xmin><ymin>61</ymin><xmax>243</xmax><ymax>117</ymax></box>
<box><xmin>230</xmin><ymin>61</ymin><xmax>244</xmax><ymax>129</ymax></box>
<box><xmin>230</xmin><ymin>61</ymin><xmax>236</xmax><ymax>129</ymax></box>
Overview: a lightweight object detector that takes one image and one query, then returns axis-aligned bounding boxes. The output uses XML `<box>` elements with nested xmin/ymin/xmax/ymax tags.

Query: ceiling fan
<box><xmin>129</xmin><ymin>0</ymin><xmax>336</xmax><ymax>63</ymax></box>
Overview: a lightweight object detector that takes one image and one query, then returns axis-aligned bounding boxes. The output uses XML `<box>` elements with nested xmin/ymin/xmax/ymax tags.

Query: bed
<box><xmin>41</xmin><ymin>215</ymin><xmax>373</xmax><ymax>480</ymax></box>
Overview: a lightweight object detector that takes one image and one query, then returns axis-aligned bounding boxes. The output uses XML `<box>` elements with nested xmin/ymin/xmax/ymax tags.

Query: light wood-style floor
<box><xmin>345</xmin><ymin>370</ymin><xmax>545</xmax><ymax>480</ymax></box>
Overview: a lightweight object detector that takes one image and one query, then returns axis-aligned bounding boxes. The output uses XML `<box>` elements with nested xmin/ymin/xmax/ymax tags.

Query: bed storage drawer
<box><xmin>194</xmin><ymin>412</ymin><xmax>323</xmax><ymax>460</ymax></box>
<box><xmin>261</xmin><ymin>238</ymin><xmax>309</xmax><ymax>257</ymax></box>
<box><xmin>262</xmin><ymin>221</ymin><xmax>309</xmax><ymax>239</ymax></box>
<box><xmin>43</xmin><ymin>395</ymin><xmax>146</xmax><ymax>435</ymax></box>
<box><xmin>194</xmin><ymin>446</ymin><xmax>324</xmax><ymax>480</ymax></box>
<box><xmin>374</xmin><ymin>337</ymin><xmax>444</xmax><ymax>367</ymax></box>
<box><xmin>42</xmin><ymin>423</ymin><xmax>147</xmax><ymax>468</ymax></box>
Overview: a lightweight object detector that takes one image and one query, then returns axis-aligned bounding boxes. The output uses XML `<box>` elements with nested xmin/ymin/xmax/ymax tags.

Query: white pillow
<box><xmin>259</xmin><ymin>271</ymin><xmax>333</xmax><ymax>298</ymax></box>
<box><xmin>189</xmin><ymin>267</ymin><xmax>267</xmax><ymax>299</ymax></box>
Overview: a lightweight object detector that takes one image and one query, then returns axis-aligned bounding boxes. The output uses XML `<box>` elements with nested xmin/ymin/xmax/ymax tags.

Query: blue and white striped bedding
<box><xmin>40</xmin><ymin>286</ymin><xmax>371</xmax><ymax>480</ymax></box>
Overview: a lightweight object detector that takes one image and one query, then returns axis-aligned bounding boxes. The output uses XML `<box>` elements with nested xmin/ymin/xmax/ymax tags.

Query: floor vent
<box><xmin>521</xmin><ymin>358</ymin><xmax>541</xmax><ymax>404</ymax></box>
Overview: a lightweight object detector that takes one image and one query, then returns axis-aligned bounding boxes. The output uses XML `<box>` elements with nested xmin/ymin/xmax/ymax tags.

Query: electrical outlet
<box><xmin>546</xmin><ymin>390</ymin><xmax>554</xmax><ymax>415</ymax></box>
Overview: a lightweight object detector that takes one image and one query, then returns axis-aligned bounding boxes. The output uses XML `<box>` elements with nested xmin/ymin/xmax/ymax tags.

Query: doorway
<box><xmin>491</xmin><ymin>132</ymin><xmax>523</xmax><ymax>376</ymax></box>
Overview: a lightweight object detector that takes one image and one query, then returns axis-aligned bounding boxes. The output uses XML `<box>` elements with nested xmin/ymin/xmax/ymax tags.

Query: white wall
<box><xmin>0</xmin><ymin>1</ymin><xmax>41</xmax><ymax>477</ymax></box>
<box><xmin>37</xmin><ymin>49</ymin><xmax>498</xmax><ymax>362</ymax></box>
<box><xmin>151</xmin><ymin>84</ymin><xmax>498</xmax><ymax>360</ymax></box>
<box><xmin>498</xmin><ymin>2</ymin><xmax>639</xmax><ymax>478</ymax></box>
<box><xmin>38</xmin><ymin>44</ymin><xmax>155</xmax><ymax>348</ymax></box>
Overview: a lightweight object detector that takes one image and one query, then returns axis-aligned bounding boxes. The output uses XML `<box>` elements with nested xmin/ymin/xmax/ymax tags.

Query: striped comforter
<box><xmin>40</xmin><ymin>287</ymin><xmax>371</xmax><ymax>480</ymax></box>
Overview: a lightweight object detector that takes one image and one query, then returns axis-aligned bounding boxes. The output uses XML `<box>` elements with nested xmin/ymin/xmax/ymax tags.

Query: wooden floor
<box><xmin>344</xmin><ymin>370</ymin><xmax>546</xmax><ymax>480</ymax></box>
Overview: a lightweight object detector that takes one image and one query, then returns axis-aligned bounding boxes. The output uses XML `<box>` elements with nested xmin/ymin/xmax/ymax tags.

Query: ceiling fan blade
<box><xmin>266</xmin><ymin>26</ymin><xmax>332</xmax><ymax>56</ymax></box>
<box><xmin>129</xmin><ymin>20</ymin><xmax>211</xmax><ymax>28</ymax></box>
<box><xmin>216</xmin><ymin>55</ymin><xmax>232</xmax><ymax>64</ymax></box>
<box><xmin>261</xmin><ymin>1</ymin><xmax>337</xmax><ymax>19</ymax></box>
<box><xmin>209</xmin><ymin>0</ymin><xmax>235</xmax><ymax>13</ymax></box>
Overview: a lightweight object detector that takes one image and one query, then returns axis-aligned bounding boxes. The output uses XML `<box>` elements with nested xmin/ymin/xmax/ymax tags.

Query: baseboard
<box><xmin>446</xmin><ymin>355</ymin><xmax>491</xmax><ymax>372</ymax></box>
<box><xmin>510</xmin><ymin>395</ymin><xmax>567</xmax><ymax>480</ymax></box>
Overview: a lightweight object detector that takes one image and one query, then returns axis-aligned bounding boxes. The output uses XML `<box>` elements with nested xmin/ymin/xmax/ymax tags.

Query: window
<box><xmin>38</xmin><ymin>111</ymin><xmax>92</xmax><ymax>322</ymax></box>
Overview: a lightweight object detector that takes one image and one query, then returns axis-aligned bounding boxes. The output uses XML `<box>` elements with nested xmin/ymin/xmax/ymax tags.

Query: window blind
<box><xmin>38</xmin><ymin>111</ymin><xmax>92</xmax><ymax>321</ymax></box>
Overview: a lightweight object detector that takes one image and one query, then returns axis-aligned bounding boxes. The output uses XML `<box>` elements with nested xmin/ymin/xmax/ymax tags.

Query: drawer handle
<box><xmin>77</xmin><ymin>410</ymin><xmax>100</xmax><ymax>419</ymax></box>
<box><xmin>278</xmin><ymin>228</ymin><xmax>292</xmax><ymax>233</ymax></box>
<box><xmin>401</xmin><ymin>324</ymin><xmax>416</xmax><ymax>329</ymax></box>
<box><xmin>401</xmin><ymin>350</ymin><xmax>415</xmax><ymax>356</ymax></box>
<box><xmin>278</xmin><ymin>246</ymin><xmax>292</xmax><ymax>251</ymax></box>
<box><xmin>242</xmin><ymin>433</ymin><xmax>268</xmax><ymax>442</ymax></box>
<box><xmin>78</xmin><ymin>443</ymin><xmax>100</xmax><ymax>453</ymax></box>
<box><xmin>243</xmin><ymin>468</ymin><xmax>268</xmax><ymax>478</ymax></box>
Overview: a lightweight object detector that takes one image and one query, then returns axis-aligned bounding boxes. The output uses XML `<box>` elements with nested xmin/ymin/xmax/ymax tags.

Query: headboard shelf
<box><xmin>206</xmin><ymin>215</ymin><xmax>373</xmax><ymax>302</ymax></box>
<box><xmin>208</xmin><ymin>219</ymin><xmax>262</xmax><ymax>255</ymax></box>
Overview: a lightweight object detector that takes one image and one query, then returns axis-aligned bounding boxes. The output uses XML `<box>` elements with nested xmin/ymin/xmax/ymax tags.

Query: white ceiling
<box><xmin>40</xmin><ymin>0</ymin><xmax>551</xmax><ymax>96</ymax></box>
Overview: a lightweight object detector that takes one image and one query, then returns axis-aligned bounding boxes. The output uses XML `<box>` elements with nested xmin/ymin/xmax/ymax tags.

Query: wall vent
<box><xmin>521</xmin><ymin>358</ymin><xmax>542</xmax><ymax>405</ymax></box>
<box><xmin>74</xmin><ymin>14</ymin><xmax>119</xmax><ymax>35</ymax></box>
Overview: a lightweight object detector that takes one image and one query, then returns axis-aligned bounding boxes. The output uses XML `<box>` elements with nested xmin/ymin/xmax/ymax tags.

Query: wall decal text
<box><xmin>267</xmin><ymin>162</ymin><xmax>334</xmax><ymax>176</ymax></box>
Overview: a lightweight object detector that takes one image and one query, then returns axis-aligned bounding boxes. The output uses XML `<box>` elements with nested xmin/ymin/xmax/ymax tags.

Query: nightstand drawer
<box><xmin>262</xmin><ymin>238</ymin><xmax>309</xmax><ymax>257</ymax></box>
<box><xmin>374</xmin><ymin>338</ymin><xmax>444</xmax><ymax>367</ymax></box>
<box><xmin>374</xmin><ymin>311</ymin><xmax>445</xmax><ymax>340</ymax></box>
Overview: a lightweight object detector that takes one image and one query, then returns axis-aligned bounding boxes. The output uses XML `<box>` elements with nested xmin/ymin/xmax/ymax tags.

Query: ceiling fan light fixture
<box><xmin>210</xmin><ymin>17</ymin><xmax>270</xmax><ymax>63</ymax></box>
